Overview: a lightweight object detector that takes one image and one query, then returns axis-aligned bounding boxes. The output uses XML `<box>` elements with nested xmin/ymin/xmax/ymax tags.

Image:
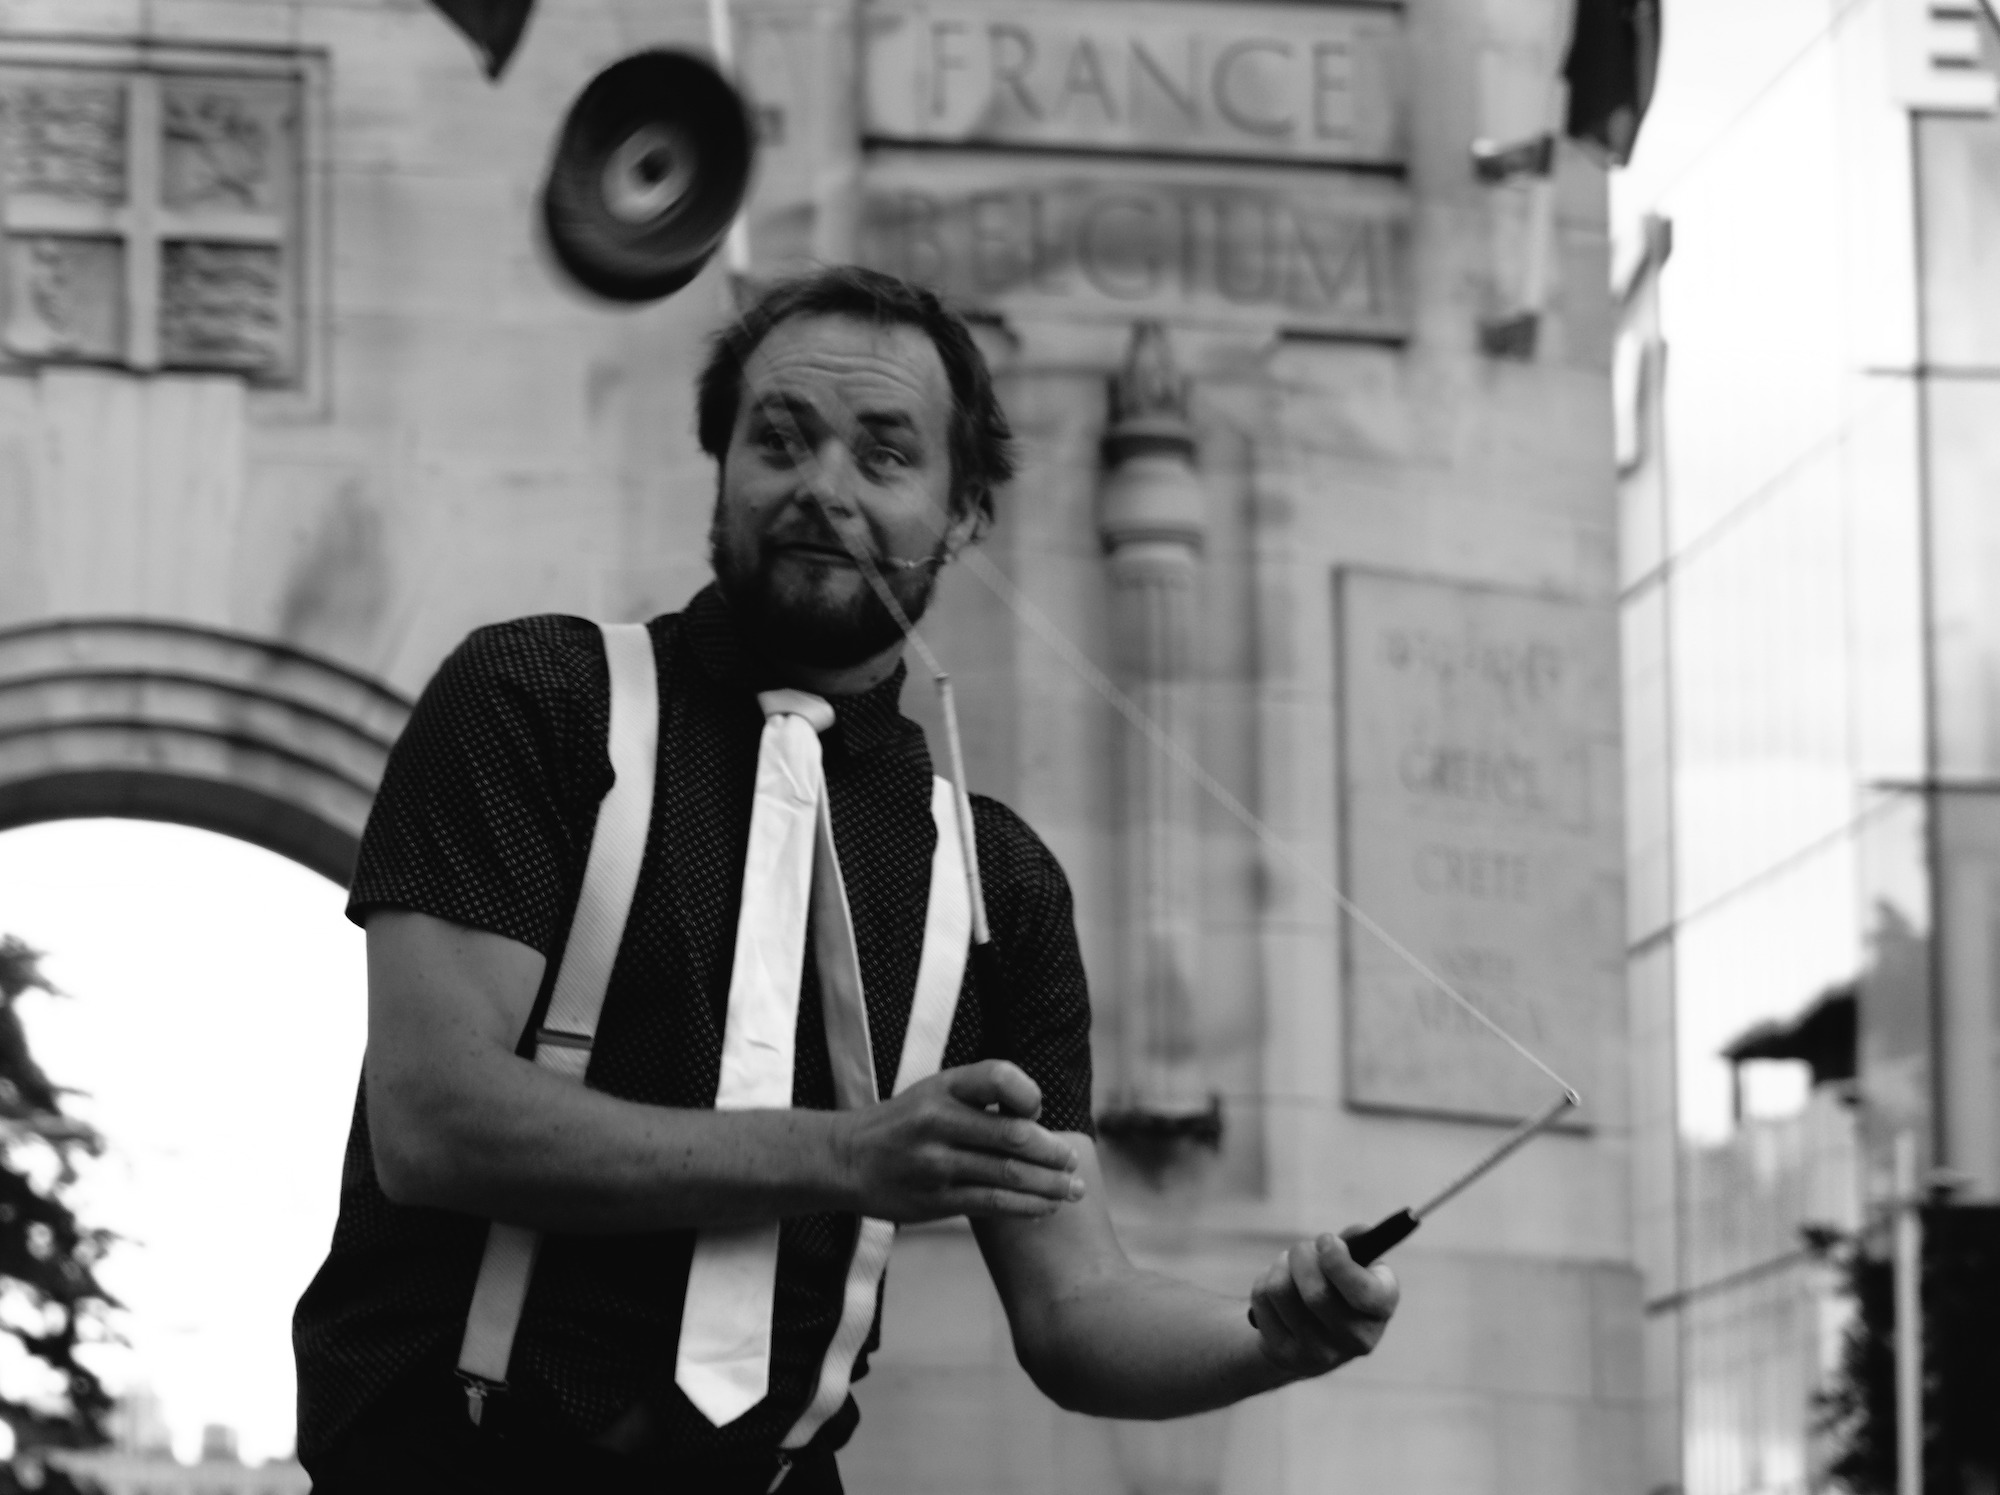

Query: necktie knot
<box><xmin>757</xmin><ymin>688</ymin><xmax>835</xmax><ymax>734</ymax></box>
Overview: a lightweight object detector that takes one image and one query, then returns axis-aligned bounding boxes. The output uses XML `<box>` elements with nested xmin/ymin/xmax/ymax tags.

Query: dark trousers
<box><xmin>309</xmin><ymin>1382</ymin><xmax>845</xmax><ymax>1495</ymax></box>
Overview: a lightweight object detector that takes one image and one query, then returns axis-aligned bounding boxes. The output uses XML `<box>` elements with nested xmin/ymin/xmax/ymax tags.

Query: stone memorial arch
<box><xmin>0</xmin><ymin>19</ymin><xmax>730</xmax><ymax>885</ymax></box>
<box><xmin>0</xmin><ymin>615</ymin><xmax>405</xmax><ymax>884</ymax></box>
<box><xmin>0</xmin><ymin>3</ymin><xmax>1641</xmax><ymax>1493</ymax></box>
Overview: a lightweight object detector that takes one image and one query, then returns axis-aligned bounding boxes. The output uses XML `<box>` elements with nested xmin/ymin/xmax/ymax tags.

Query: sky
<box><xmin>1609</xmin><ymin>0</ymin><xmax>1884</xmax><ymax>1142</ymax></box>
<box><xmin>0</xmin><ymin>819</ymin><xmax>366</xmax><ymax>1467</ymax></box>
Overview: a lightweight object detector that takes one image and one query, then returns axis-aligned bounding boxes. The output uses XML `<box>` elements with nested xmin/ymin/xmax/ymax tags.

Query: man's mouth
<box><xmin>772</xmin><ymin>538</ymin><xmax>863</xmax><ymax>566</ymax></box>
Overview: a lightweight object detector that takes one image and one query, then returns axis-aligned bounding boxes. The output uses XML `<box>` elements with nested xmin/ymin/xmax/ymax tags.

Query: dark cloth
<box><xmin>294</xmin><ymin>584</ymin><xmax>1095</xmax><ymax>1475</ymax></box>
<box><xmin>309</xmin><ymin>1369</ymin><xmax>845</xmax><ymax>1495</ymax></box>
<box><xmin>1563</xmin><ymin>0</ymin><xmax>1660</xmax><ymax>165</ymax></box>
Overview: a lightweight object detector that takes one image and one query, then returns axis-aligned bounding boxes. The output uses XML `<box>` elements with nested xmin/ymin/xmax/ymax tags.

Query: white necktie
<box><xmin>675</xmin><ymin>687</ymin><xmax>872</xmax><ymax>1427</ymax></box>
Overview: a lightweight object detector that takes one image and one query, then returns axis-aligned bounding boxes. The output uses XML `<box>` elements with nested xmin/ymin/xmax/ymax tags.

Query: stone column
<box><xmin>1097</xmin><ymin>322</ymin><xmax>1213</xmax><ymax>1131</ymax></box>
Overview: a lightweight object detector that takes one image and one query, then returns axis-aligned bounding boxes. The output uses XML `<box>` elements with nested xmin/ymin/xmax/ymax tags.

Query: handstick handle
<box><xmin>1246</xmin><ymin>1208</ymin><xmax>1419</xmax><ymax>1330</ymax></box>
<box><xmin>1344</xmin><ymin>1208</ymin><xmax>1419</xmax><ymax>1267</ymax></box>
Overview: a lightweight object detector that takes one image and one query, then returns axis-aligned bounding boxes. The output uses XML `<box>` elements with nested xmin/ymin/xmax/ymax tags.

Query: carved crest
<box><xmin>0</xmin><ymin>62</ymin><xmax>301</xmax><ymax>381</ymax></box>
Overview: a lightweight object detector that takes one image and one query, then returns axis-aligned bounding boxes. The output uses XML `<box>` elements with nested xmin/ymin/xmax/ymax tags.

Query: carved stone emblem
<box><xmin>0</xmin><ymin>63</ymin><xmax>301</xmax><ymax>382</ymax></box>
<box><xmin>1</xmin><ymin>82</ymin><xmax>125</xmax><ymax>201</ymax></box>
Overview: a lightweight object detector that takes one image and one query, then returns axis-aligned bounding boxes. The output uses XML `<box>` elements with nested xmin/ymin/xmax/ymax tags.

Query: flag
<box><xmin>1564</xmin><ymin>0</ymin><xmax>1662</xmax><ymax>165</ymax></box>
<box><xmin>428</xmin><ymin>0</ymin><xmax>537</xmax><ymax>80</ymax></box>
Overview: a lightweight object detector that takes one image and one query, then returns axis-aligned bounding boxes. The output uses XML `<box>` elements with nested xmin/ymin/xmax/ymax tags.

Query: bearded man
<box><xmin>293</xmin><ymin>266</ymin><xmax>1398</xmax><ymax>1495</ymax></box>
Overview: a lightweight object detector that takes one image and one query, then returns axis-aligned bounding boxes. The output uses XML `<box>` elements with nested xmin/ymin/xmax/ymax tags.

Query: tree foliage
<box><xmin>0</xmin><ymin>936</ymin><xmax>116</xmax><ymax>1488</ymax></box>
<box><xmin>1818</xmin><ymin>1206</ymin><xmax>2000</xmax><ymax>1495</ymax></box>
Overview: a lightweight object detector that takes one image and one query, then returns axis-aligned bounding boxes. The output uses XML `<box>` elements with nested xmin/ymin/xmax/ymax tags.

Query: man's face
<box><xmin>710</xmin><ymin>314</ymin><xmax>972</xmax><ymax>670</ymax></box>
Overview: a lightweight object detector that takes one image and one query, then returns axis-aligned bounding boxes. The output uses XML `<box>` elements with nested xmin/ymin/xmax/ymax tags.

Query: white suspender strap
<box><xmin>781</xmin><ymin>775</ymin><xmax>972</xmax><ymax>1450</ymax></box>
<box><xmin>455</xmin><ymin>621</ymin><xmax>659</xmax><ymax>1419</ymax></box>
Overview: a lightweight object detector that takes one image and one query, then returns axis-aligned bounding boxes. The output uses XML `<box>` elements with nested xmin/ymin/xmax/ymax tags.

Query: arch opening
<box><xmin>0</xmin><ymin>818</ymin><xmax>367</xmax><ymax>1470</ymax></box>
<box><xmin>0</xmin><ymin>618</ymin><xmax>412</xmax><ymax>886</ymax></box>
<box><xmin>0</xmin><ymin>770</ymin><xmax>360</xmax><ymax>886</ymax></box>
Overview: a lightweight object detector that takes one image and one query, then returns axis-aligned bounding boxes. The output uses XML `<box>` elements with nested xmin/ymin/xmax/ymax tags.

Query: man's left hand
<box><xmin>1249</xmin><ymin>1229</ymin><xmax>1399</xmax><ymax>1377</ymax></box>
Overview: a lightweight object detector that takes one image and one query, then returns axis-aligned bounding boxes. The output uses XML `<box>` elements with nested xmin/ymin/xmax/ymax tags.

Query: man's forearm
<box><xmin>978</xmin><ymin>1142</ymin><xmax>1391</xmax><ymax>1418</ymax></box>
<box><xmin>1019</xmin><ymin>1265</ymin><xmax>1297</xmax><ymax>1418</ymax></box>
<box><xmin>364</xmin><ymin>914</ymin><xmax>1082</xmax><ymax>1233</ymax></box>
<box><xmin>372</xmin><ymin>1048</ymin><xmax>851</xmax><ymax>1232</ymax></box>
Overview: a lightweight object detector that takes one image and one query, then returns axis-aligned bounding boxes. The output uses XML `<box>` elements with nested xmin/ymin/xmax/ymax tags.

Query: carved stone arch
<box><xmin>0</xmin><ymin>618</ymin><xmax>411</xmax><ymax>885</ymax></box>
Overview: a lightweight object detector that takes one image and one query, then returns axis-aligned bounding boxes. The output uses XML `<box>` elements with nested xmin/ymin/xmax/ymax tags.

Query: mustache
<box><xmin>766</xmin><ymin>512</ymin><xmax>942</xmax><ymax>572</ymax></box>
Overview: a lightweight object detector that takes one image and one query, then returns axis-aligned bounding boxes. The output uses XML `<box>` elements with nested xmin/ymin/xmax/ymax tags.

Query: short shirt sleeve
<box><xmin>965</xmin><ymin>797</ymin><xmax>1096</xmax><ymax>1137</ymax></box>
<box><xmin>346</xmin><ymin>616</ymin><xmax>614</xmax><ymax>955</ymax></box>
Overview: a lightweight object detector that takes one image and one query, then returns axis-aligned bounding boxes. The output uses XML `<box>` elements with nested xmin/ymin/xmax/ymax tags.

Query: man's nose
<box><xmin>802</xmin><ymin>438</ymin><xmax>860</xmax><ymax>512</ymax></box>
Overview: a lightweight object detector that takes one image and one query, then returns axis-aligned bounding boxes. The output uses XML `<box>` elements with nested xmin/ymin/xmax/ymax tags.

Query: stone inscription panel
<box><xmin>862</xmin><ymin>0</ymin><xmax>1406</xmax><ymax>166</ymax></box>
<box><xmin>860</xmin><ymin>153</ymin><xmax>1408</xmax><ymax>337</ymax></box>
<box><xmin>1338</xmin><ymin>570</ymin><xmax>1614</xmax><ymax>1123</ymax></box>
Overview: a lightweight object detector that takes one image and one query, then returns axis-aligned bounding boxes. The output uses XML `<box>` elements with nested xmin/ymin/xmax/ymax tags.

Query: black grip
<box><xmin>1247</xmin><ymin>1208</ymin><xmax>1419</xmax><ymax>1329</ymax></box>
<box><xmin>1344</xmin><ymin>1208</ymin><xmax>1419</xmax><ymax>1267</ymax></box>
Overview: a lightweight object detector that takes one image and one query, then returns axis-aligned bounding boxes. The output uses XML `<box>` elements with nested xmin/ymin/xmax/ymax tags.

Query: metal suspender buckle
<box><xmin>458</xmin><ymin>1370</ymin><xmax>506</xmax><ymax>1427</ymax></box>
<box><xmin>766</xmin><ymin>1452</ymin><xmax>795</xmax><ymax>1492</ymax></box>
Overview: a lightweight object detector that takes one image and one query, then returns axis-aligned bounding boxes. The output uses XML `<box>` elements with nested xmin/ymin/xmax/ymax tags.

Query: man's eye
<box><xmin>756</xmin><ymin>428</ymin><xmax>804</xmax><ymax>461</ymax></box>
<box><xmin>860</xmin><ymin>444</ymin><xmax>912</xmax><ymax>475</ymax></box>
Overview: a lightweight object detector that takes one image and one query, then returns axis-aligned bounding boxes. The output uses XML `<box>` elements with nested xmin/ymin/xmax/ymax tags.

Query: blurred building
<box><xmin>48</xmin><ymin>1403</ymin><xmax>308</xmax><ymax>1495</ymax></box>
<box><xmin>1616</xmin><ymin>0</ymin><xmax>2000</xmax><ymax>1490</ymax></box>
<box><xmin>0</xmin><ymin>1</ymin><xmax>1640</xmax><ymax>1490</ymax></box>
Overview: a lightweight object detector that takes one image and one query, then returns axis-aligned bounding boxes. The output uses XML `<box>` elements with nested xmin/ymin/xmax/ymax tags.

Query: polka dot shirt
<box><xmin>292</xmin><ymin>584</ymin><xmax>1096</xmax><ymax>1469</ymax></box>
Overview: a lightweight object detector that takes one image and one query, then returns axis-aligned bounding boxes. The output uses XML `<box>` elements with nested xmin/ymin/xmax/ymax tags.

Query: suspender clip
<box><xmin>766</xmin><ymin>1452</ymin><xmax>795</xmax><ymax>1492</ymax></box>
<box><xmin>458</xmin><ymin>1371</ymin><xmax>506</xmax><ymax>1427</ymax></box>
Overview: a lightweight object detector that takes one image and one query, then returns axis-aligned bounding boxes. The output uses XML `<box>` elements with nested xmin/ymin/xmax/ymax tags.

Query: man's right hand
<box><xmin>835</xmin><ymin>1060</ymin><xmax>1084</xmax><ymax>1223</ymax></box>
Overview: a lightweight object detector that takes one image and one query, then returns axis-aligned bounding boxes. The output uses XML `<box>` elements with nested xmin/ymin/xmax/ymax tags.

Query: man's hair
<box><xmin>696</xmin><ymin>266</ymin><xmax>1016</xmax><ymax>533</ymax></box>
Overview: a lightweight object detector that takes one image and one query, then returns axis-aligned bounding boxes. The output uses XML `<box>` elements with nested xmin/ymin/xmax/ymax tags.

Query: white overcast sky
<box><xmin>0</xmin><ymin>819</ymin><xmax>366</xmax><ymax>1466</ymax></box>
<box><xmin>1610</xmin><ymin>0</ymin><xmax>1862</xmax><ymax>1139</ymax></box>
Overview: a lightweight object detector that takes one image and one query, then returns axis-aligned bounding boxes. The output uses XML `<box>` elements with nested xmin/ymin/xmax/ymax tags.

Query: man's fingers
<box><xmin>939</xmin><ymin>1107</ymin><xmax>1077</xmax><ymax>1174</ymax></box>
<box><xmin>928</xmin><ymin>1072</ymin><xmax>1076</xmax><ymax>1172</ymax></box>
<box><xmin>943</xmin><ymin>1060</ymin><xmax>1043</xmax><ymax>1120</ymax></box>
<box><xmin>1250</xmin><ymin>1258</ymin><xmax>1320</xmax><ymax>1369</ymax></box>
<box><xmin>1260</xmin><ymin>1255</ymin><xmax>1329</xmax><ymax>1355</ymax></box>
<box><xmin>1317</xmin><ymin>1232</ymin><xmax>1400</xmax><ymax>1318</ymax></box>
<box><xmin>943</xmin><ymin>1186</ymin><xmax>1067</xmax><ymax>1220</ymax></box>
<box><xmin>1287</xmin><ymin>1241</ymin><xmax>1346</xmax><ymax>1331</ymax></box>
<box><xmin>948</xmin><ymin>1151</ymin><xmax>1084</xmax><ymax>1203</ymax></box>
<box><xmin>1250</xmin><ymin>1232</ymin><xmax>1402</xmax><ymax>1376</ymax></box>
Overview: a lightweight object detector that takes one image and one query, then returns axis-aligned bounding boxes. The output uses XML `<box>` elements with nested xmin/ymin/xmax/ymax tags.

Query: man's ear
<box><xmin>943</xmin><ymin>494</ymin><xmax>988</xmax><ymax>557</ymax></box>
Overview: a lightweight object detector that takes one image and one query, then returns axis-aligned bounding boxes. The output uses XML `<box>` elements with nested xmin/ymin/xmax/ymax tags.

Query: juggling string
<box><xmin>759</xmin><ymin>384</ymin><xmax>1584</xmax><ymax>1273</ymax></box>
<box><xmin>765</xmin><ymin>391</ymin><xmax>1580</xmax><ymax>1108</ymax></box>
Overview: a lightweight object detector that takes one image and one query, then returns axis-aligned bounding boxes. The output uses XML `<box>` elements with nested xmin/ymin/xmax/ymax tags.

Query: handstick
<box><xmin>768</xmin><ymin>399</ymin><xmax>1582</xmax><ymax>1142</ymax></box>
<box><xmin>785</xmin><ymin>479</ymin><xmax>989</xmax><ymax>945</ymax></box>
<box><xmin>935</xmin><ymin>675</ymin><xmax>991</xmax><ymax>945</ymax></box>
<box><xmin>767</xmin><ymin>393</ymin><xmax>1581</xmax><ymax>1115</ymax></box>
<box><xmin>1345</xmin><ymin>1089</ymin><xmax>1579</xmax><ymax>1265</ymax></box>
<box><xmin>1249</xmin><ymin>1088</ymin><xmax>1578</xmax><ymax>1327</ymax></box>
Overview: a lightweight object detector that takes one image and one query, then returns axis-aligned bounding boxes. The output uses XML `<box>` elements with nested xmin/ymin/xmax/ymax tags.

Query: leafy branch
<box><xmin>0</xmin><ymin>936</ymin><xmax>118</xmax><ymax>1472</ymax></box>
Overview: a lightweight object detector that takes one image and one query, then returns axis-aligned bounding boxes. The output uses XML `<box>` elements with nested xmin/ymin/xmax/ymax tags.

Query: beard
<box><xmin>710</xmin><ymin>497</ymin><xmax>944</xmax><ymax>670</ymax></box>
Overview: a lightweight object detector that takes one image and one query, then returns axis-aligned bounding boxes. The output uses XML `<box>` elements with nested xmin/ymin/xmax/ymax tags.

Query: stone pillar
<box><xmin>1097</xmin><ymin>323</ymin><xmax>1212</xmax><ymax>1129</ymax></box>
